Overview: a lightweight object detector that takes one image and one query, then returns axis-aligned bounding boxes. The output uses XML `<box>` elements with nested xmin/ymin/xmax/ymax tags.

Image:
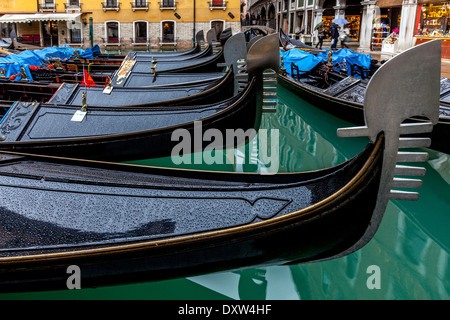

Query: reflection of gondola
<box><xmin>0</xmin><ymin>38</ymin><xmax>440</xmax><ymax>293</ymax></box>
<box><xmin>278</xmin><ymin>41</ymin><xmax>450</xmax><ymax>154</ymax></box>
<box><xmin>0</xmin><ymin>34</ymin><xmax>279</xmax><ymax>161</ymax></box>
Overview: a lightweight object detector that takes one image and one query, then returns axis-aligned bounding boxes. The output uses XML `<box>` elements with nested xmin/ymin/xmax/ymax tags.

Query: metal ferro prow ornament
<box><xmin>149</xmin><ymin>58</ymin><xmax>157</xmax><ymax>76</ymax></box>
<box><xmin>328</xmin><ymin>39</ymin><xmax>441</xmax><ymax>261</ymax></box>
<box><xmin>81</xmin><ymin>91</ymin><xmax>88</xmax><ymax>112</ymax></box>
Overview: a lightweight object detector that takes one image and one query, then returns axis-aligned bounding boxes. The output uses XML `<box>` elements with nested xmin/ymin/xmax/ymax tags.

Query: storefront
<box><xmin>415</xmin><ymin>0</ymin><xmax>450</xmax><ymax>58</ymax></box>
<box><xmin>371</xmin><ymin>0</ymin><xmax>402</xmax><ymax>51</ymax></box>
<box><xmin>0</xmin><ymin>13</ymin><xmax>82</xmax><ymax>47</ymax></box>
<box><xmin>321</xmin><ymin>15</ymin><xmax>361</xmax><ymax>41</ymax></box>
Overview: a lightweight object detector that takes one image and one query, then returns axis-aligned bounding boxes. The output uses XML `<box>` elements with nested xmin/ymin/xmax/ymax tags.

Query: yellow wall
<box><xmin>0</xmin><ymin>0</ymin><xmax>37</xmax><ymax>12</ymax></box>
<box><xmin>83</xmin><ymin>1</ymin><xmax>239</xmax><ymax>24</ymax></box>
<box><xmin>1</xmin><ymin>0</ymin><xmax>241</xmax><ymax>24</ymax></box>
<box><xmin>1</xmin><ymin>1</ymin><xmax>241</xmax><ymax>49</ymax></box>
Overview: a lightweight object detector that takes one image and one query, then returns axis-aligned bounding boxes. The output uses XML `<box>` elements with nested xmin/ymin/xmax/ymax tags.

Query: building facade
<box><xmin>248</xmin><ymin>0</ymin><xmax>450</xmax><ymax>55</ymax></box>
<box><xmin>0</xmin><ymin>0</ymin><xmax>241</xmax><ymax>51</ymax></box>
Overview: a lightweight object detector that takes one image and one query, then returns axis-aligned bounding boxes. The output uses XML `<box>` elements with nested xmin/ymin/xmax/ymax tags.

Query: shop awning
<box><xmin>0</xmin><ymin>13</ymin><xmax>82</xmax><ymax>23</ymax></box>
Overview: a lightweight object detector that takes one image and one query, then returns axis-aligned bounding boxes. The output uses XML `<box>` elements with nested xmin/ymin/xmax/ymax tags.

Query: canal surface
<box><xmin>1</xmin><ymin>84</ymin><xmax>448</xmax><ymax>300</ymax></box>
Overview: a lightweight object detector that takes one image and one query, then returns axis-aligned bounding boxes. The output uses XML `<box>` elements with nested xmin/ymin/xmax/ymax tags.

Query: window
<box><xmin>65</xmin><ymin>0</ymin><xmax>81</xmax><ymax>11</ymax></box>
<box><xmin>161</xmin><ymin>0</ymin><xmax>175</xmax><ymax>8</ymax></box>
<box><xmin>106</xmin><ymin>21</ymin><xmax>119</xmax><ymax>43</ymax></box>
<box><xmin>210</xmin><ymin>0</ymin><xmax>227</xmax><ymax>10</ymax></box>
<box><xmin>69</xmin><ymin>22</ymin><xmax>82</xmax><ymax>43</ymax></box>
<box><xmin>103</xmin><ymin>0</ymin><xmax>120</xmax><ymax>11</ymax></box>
<box><xmin>134</xmin><ymin>21</ymin><xmax>147</xmax><ymax>43</ymax></box>
<box><xmin>132</xmin><ymin>0</ymin><xmax>149</xmax><ymax>10</ymax></box>
<box><xmin>161</xmin><ymin>21</ymin><xmax>175</xmax><ymax>42</ymax></box>
<box><xmin>41</xmin><ymin>0</ymin><xmax>56</xmax><ymax>10</ymax></box>
<box><xmin>135</xmin><ymin>0</ymin><xmax>147</xmax><ymax>6</ymax></box>
<box><xmin>1</xmin><ymin>23</ymin><xmax>10</xmax><ymax>38</ymax></box>
<box><xmin>131</xmin><ymin>0</ymin><xmax>148</xmax><ymax>11</ymax></box>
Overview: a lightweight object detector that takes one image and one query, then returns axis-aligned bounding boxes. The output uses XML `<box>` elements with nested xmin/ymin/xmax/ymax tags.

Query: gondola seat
<box><xmin>350</xmin><ymin>63</ymin><xmax>371</xmax><ymax>79</ymax></box>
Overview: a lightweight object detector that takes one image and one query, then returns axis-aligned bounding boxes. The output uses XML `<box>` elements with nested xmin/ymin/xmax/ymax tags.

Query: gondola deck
<box><xmin>0</xmin><ymin>33</ymin><xmax>278</xmax><ymax>160</ymax></box>
<box><xmin>47</xmin><ymin>69</ymin><xmax>234</xmax><ymax>107</ymax></box>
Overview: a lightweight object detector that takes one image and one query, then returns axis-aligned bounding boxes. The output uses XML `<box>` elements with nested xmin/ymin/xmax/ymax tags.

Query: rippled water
<box><xmin>1</xmin><ymin>84</ymin><xmax>448</xmax><ymax>300</ymax></box>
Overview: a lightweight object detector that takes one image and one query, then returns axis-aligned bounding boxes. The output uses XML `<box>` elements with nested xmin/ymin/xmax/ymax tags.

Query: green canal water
<box><xmin>1</xmin><ymin>85</ymin><xmax>449</xmax><ymax>300</ymax></box>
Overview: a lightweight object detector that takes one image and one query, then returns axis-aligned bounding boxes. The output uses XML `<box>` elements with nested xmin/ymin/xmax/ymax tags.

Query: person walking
<box><xmin>316</xmin><ymin>26</ymin><xmax>325</xmax><ymax>49</ymax></box>
<box><xmin>340</xmin><ymin>24</ymin><xmax>351</xmax><ymax>49</ymax></box>
<box><xmin>330</xmin><ymin>23</ymin><xmax>339</xmax><ymax>50</ymax></box>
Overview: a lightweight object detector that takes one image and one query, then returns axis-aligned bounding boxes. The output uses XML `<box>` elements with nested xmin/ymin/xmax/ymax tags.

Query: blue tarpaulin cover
<box><xmin>280</xmin><ymin>48</ymin><xmax>372</xmax><ymax>77</ymax></box>
<box><xmin>91</xmin><ymin>44</ymin><xmax>101</xmax><ymax>56</ymax></box>
<box><xmin>0</xmin><ymin>46</ymin><xmax>95</xmax><ymax>82</ymax></box>
<box><xmin>280</xmin><ymin>49</ymin><xmax>322</xmax><ymax>76</ymax></box>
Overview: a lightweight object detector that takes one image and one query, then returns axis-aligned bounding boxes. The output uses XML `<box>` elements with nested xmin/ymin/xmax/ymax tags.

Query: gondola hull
<box><xmin>277</xmin><ymin>72</ymin><xmax>365</xmax><ymax>124</ymax></box>
<box><xmin>47</xmin><ymin>68</ymin><xmax>234</xmax><ymax>107</ymax></box>
<box><xmin>0</xmin><ymin>80</ymin><xmax>61</xmax><ymax>105</ymax></box>
<box><xmin>0</xmin><ymin>135</ymin><xmax>383</xmax><ymax>292</ymax></box>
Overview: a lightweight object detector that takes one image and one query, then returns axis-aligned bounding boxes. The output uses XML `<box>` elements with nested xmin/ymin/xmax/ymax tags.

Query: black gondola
<box><xmin>0</xmin><ymin>39</ymin><xmax>440</xmax><ymax>293</ymax></box>
<box><xmin>0</xmin><ymin>37</ymin><xmax>233</xmax><ymax>111</ymax></box>
<box><xmin>46</xmin><ymin>32</ymin><xmax>250</xmax><ymax>108</ymax></box>
<box><xmin>278</xmin><ymin>40</ymin><xmax>450</xmax><ymax>154</ymax></box>
<box><xmin>0</xmin><ymin>80</ymin><xmax>61</xmax><ymax>104</ymax></box>
<box><xmin>91</xmin><ymin>29</ymin><xmax>206</xmax><ymax>61</ymax></box>
<box><xmin>58</xmin><ymin>29</ymin><xmax>220</xmax><ymax>72</ymax></box>
<box><xmin>0</xmin><ymin>78</ymin><xmax>256</xmax><ymax>161</ymax></box>
<box><xmin>0</xmin><ymin>34</ymin><xmax>279</xmax><ymax>161</ymax></box>
<box><xmin>47</xmin><ymin>68</ymin><xmax>235</xmax><ymax>107</ymax></box>
<box><xmin>0</xmin><ymin>31</ymin><xmax>226</xmax><ymax>107</ymax></box>
<box><xmin>279</xmin><ymin>28</ymin><xmax>322</xmax><ymax>53</ymax></box>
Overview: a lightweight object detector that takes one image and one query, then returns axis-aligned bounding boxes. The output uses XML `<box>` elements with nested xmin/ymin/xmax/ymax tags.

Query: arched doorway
<box><xmin>161</xmin><ymin>20</ymin><xmax>175</xmax><ymax>43</ymax></box>
<box><xmin>267</xmin><ymin>4</ymin><xmax>276</xmax><ymax>30</ymax></box>
<box><xmin>211</xmin><ymin>20</ymin><xmax>224</xmax><ymax>38</ymax></box>
<box><xmin>260</xmin><ymin>7</ymin><xmax>267</xmax><ymax>26</ymax></box>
